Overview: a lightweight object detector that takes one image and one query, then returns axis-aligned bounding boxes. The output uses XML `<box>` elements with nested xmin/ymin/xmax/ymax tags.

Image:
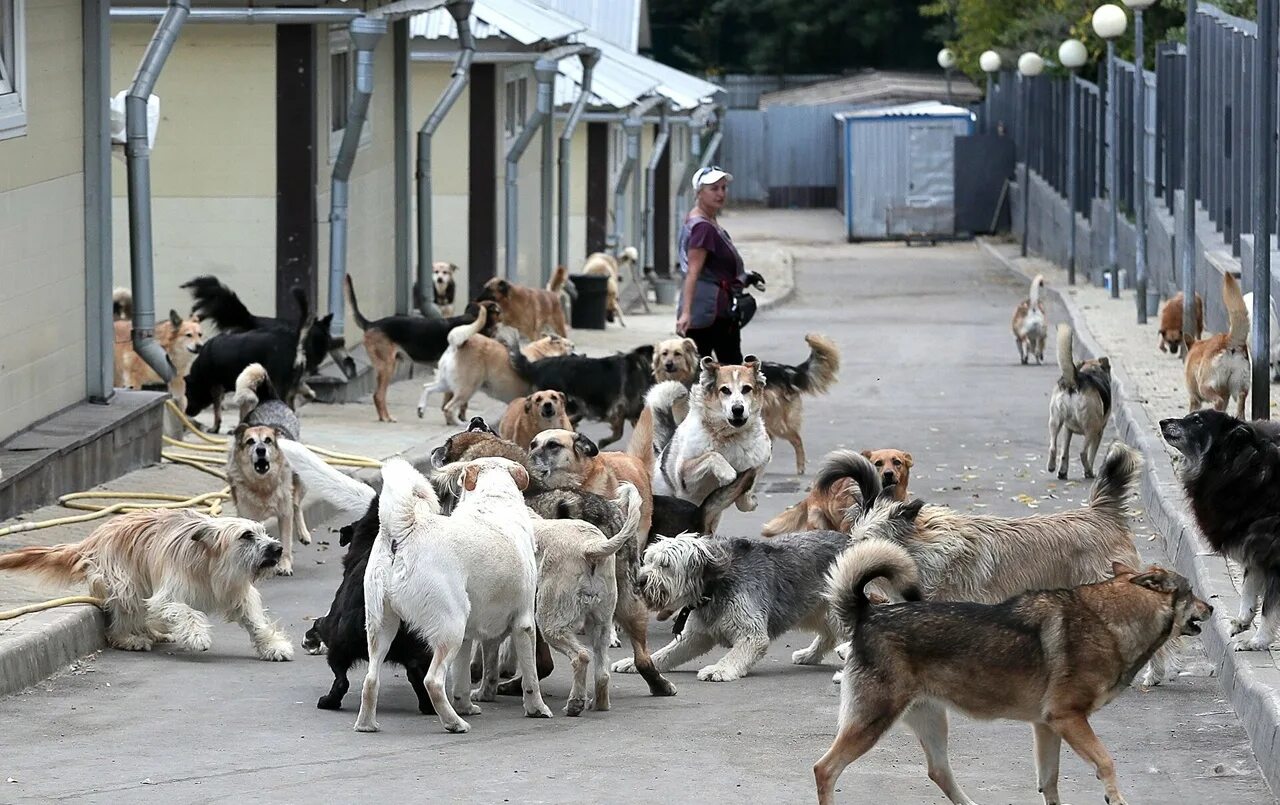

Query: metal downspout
<box><xmin>643</xmin><ymin>107</ymin><xmax>670</xmax><ymax>272</ymax></box>
<box><xmin>611</xmin><ymin>95</ymin><xmax>663</xmax><ymax>255</ymax></box>
<box><xmin>393</xmin><ymin>19</ymin><xmax>410</xmax><ymax>315</ymax></box>
<box><xmin>416</xmin><ymin>0</ymin><xmax>474</xmax><ymax>316</ymax></box>
<box><xmin>675</xmin><ymin>121</ymin><xmax>705</xmax><ymax>247</ymax></box>
<box><xmin>125</xmin><ymin>0</ymin><xmax>190</xmax><ymax>383</ymax></box>
<box><xmin>557</xmin><ymin>49</ymin><xmax>600</xmax><ymax>271</ymax></box>
<box><xmin>84</xmin><ymin>0</ymin><xmax>112</xmax><ymax>403</ymax></box>
<box><xmin>504</xmin><ymin>57</ymin><xmax>558</xmax><ymax>281</ymax></box>
<box><xmin>327</xmin><ymin>18</ymin><xmax>387</xmax><ymax>342</ymax></box>
<box><xmin>111</xmin><ymin>7</ymin><xmax>363</xmax><ymax>24</ymax></box>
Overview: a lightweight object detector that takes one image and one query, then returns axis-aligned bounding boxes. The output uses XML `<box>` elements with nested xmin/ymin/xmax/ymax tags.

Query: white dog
<box><xmin>356</xmin><ymin>457</ymin><xmax>553</xmax><ymax>734</ymax></box>
<box><xmin>1243</xmin><ymin>291</ymin><xmax>1280</xmax><ymax>380</ymax></box>
<box><xmin>0</xmin><ymin>508</ymin><xmax>293</xmax><ymax>660</ymax></box>
<box><xmin>647</xmin><ymin>357</ymin><xmax>771</xmax><ymax>512</ymax></box>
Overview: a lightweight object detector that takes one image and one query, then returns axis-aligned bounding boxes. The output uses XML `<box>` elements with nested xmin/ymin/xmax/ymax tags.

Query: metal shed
<box><xmin>836</xmin><ymin>102</ymin><xmax>975</xmax><ymax>241</ymax></box>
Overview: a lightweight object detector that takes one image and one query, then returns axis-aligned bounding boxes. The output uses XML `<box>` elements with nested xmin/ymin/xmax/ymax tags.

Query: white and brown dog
<box><xmin>647</xmin><ymin>357</ymin><xmax>771</xmax><ymax>513</ymax></box>
<box><xmin>432</xmin><ymin>261</ymin><xmax>458</xmax><ymax>316</ymax></box>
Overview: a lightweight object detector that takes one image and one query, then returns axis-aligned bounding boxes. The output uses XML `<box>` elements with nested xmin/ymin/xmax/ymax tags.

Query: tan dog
<box><xmin>415</xmin><ymin>304</ymin><xmax>574</xmax><ymax>424</ymax></box>
<box><xmin>582</xmin><ymin>250</ymin><xmax>627</xmax><ymax>327</ymax></box>
<box><xmin>861</xmin><ymin>449</ymin><xmax>912</xmax><ymax>500</ymax></box>
<box><xmin>528</xmin><ymin>429</ymin><xmax>654</xmax><ymax>543</ymax></box>
<box><xmin>480</xmin><ymin>277</ymin><xmax>569</xmax><ymax>340</ymax></box>
<box><xmin>1048</xmin><ymin>325</ymin><xmax>1112</xmax><ymax>479</ymax></box>
<box><xmin>1011</xmin><ymin>274</ymin><xmax>1048</xmax><ymax>365</ymax></box>
<box><xmin>760</xmin><ymin>450</ymin><xmax>862</xmax><ymax>537</ymax></box>
<box><xmin>1158</xmin><ymin>291</ymin><xmax>1205</xmax><ymax>356</ymax></box>
<box><xmin>499</xmin><ymin>390</ymin><xmax>574</xmax><ymax>448</ymax></box>
<box><xmin>627</xmin><ymin>337</ymin><xmax>702</xmax><ymax>460</ymax></box>
<box><xmin>226</xmin><ymin>423</ymin><xmax>309</xmax><ymax>577</ymax></box>
<box><xmin>432</xmin><ymin>261</ymin><xmax>458</xmax><ymax>316</ymax></box>
<box><xmin>1185</xmin><ymin>272</ymin><xmax>1250</xmax><ymax>417</ymax></box>
<box><xmin>113</xmin><ymin>303</ymin><xmax>205</xmax><ymax>408</ymax></box>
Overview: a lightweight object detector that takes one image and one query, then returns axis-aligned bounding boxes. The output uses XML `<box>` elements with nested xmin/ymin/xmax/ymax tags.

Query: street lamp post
<box><xmin>980</xmin><ymin>50</ymin><xmax>1002</xmax><ymax>134</ymax></box>
<box><xmin>1252</xmin><ymin>0</ymin><xmax>1277</xmax><ymax>418</ymax></box>
<box><xmin>1017</xmin><ymin>52</ymin><xmax>1044</xmax><ymax>258</ymax></box>
<box><xmin>1125</xmin><ymin>0</ymin><xmax>1157</xmax><ymax>322</ymax></box>
<box><xmin>1182</xmin><ymin>0</ymin><xmax>1199</xmax><ymax>351</ymax></box>
<box><xmin>938</xmin><ymin>48</ymin><xmax>957</xmax><ymax>106</ymax></box>
<box><xmin>1093</xmin><ymin>4</ymin><xmax>1128</xmax><ymax>299</ymax></box>
<box><xmin>1060</xmin><ymin>39</ymin><xmax>1088</xmax><ymax>286</ymax></box>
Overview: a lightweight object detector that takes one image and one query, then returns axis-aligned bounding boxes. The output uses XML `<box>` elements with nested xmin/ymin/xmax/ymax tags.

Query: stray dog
<box><xmin>346</xmin><ymin>273</ymin><xmax>499</xmax><ymax>422</ymax></box>
<box><xmin>632</xmin><ymin>334</ymin><xmax>840</xmax><ymax>475</ymax></box>
<box><xmin>760</xmin><ymin>450</ymin><xmax>863</xmax><ymax>537</ymax></box>
<box><xmin>1162</xmin><ymin>409</ymin><xmax>1280</xmax><ymax>650</ymax></box>
<box><xmin>499</xmin><ymin>389</ymin><xmax>574</xmax><ymax>448</ymax></box>
<box><xmin>113</xmin><ymin>295</ymin><xmax>205</xmax><ymax>407</ymax></box>
<box><xmin>613</xmin><ymin>529</ymin><xmax>849</xmax><ymax>682</ymax></box>
<box><xmin>415</xmin><ymin>304</ymin><xmax>574</xmax><ymax>424</ymax></box>
<box><xmin>432</xmin><ymin>261</ymin><xmax>458</xmax><ymax>316</ymax></box>
<box><xmin>227</xmin><ymin>364</ymin><xmax>308</xmax><ymax>576</ymax></box>
<box><xmin>113</xmin><ymin>287</ymin><xmax>133</xmax><ymax>320</ymax></box>
<box><xmin>840</xmin><ymin>443</ymin><xmax>1171</xmax><ymax>686</ymax></box>
<box><xmin>648</xmin><ymin>357</ymin><xmax>771</xmax><ymax>512</ymax></box>
<box><xmin>0</xmin><ymin>508</ymin><xmax>292</xmax><ymax>660</ymax></box>
<box><xmin>1159</xmin><ymin>291</ymin><xmax>1205</xmax><ymax>356</ymax></box>
<box><xmin>861</xmin><ymin>449</ymin><xmax>911</xmax><ymax>500</ymax></box>
<box><xmin>1244</xmin><ymin>291</ymin><xmax>1280</xmax><ymax>380</ymax></box>
<box><xmin>814</xmin><ymin>541</ymin><xmax>1210</xmax><ymax>805</ymax></box>
<box><xmin>528</xmin><ymin>429</ymin><xmax>654</xmax><ymax>543</ymax></box>
<box><xmin>1011</xmin><ymin>273</ymin><xmax>1048</xmax><ymax>365</ymax></box>
<box><xmin>356</xmin><ymin>457</ymin><xmax>553</xmax><ymax>733</ymax></box>
<box><xmin>509</xmin><ymin>344</ymin><xmax>655</xmax><ymax>448</ymax></box>
<box><xmin>1186</xmin><ymin>271</ymin><xmax>1250</xmax><ymax>417</ymax></box>
<box><xmin>582</xmin><ymin>249</ymin><xmax>629</xmax><ymax>327</ymax></box>
<box><xmin>1047</xmin><ymin>324</ymin><xmax>1112</xmax><ymax>479</ymax></box>
<box><xmin>478</xmin><ymin>276</ymin><xmax>569</xmax><ymax>340</ymax></box>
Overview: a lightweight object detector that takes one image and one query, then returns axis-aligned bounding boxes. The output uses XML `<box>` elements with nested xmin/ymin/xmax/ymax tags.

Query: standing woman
<box><xmin>676</xmin><ymin>166</ymin><xmax>763</xmax><ymax>363</ymax></box>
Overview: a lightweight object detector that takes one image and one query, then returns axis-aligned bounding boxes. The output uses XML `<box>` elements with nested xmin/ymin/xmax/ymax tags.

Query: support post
<box><xmin>1182</xmin><ymin>0</ymin><xmax>1200</xmax><ymax>347</ymax></box>
<box><xmin>1252</xmin><ymin>0</ymin><xmax>1276</xmax><ymax>417</ymax></box>
<box><xmin>1134</xmin><ymin>9</ymin><xmax>1152</xmax><ymax>321</ymax></box>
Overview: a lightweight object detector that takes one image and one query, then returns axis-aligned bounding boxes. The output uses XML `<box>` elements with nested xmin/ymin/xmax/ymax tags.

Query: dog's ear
<box><xmin>1111</xmin><ymin>560</ymin><xmax>1140</xmax><ymax>577</ymax></box>
<box><xmin>523</xmin><ymin>397</ymin><xmax>533</xmax><ymax>413</ymax></box>
<box><xmin>699</xmin><ymin>356</ymin><xmax>719</xmax><ymax>387</ymax></box>
<box><xmin>681</xmin><ymin>338</ymin><xmax>699</xmax><ymax>360</ymax></box>
<box><xmin>462</xmin><ymin>464</ymin><xmax>480</xmax><ymax>492</ymax></box>
<box><xmin>563</xmin><ymin>397</ymin><xmax>581</xmax><ymax>417</ymax></box>
<box><xmin>901</xmin><ymin>452</ymin><xmax>913</xmax><ymax>468</ymax></box>
<box><xmin>742</xmin><ymin>355</ymin><xmax>765</xmax><ymax>384</ymax></box>
<box><xmin>507</xmin><ymin>463</ymin><xmax>530</xmax><ymax>491</ymax></box>
<box><xmin>232</xmin><ymin>422</ymin><xmax>250</xmax><ymax>440</ymax></box>
<box><xmin>1130</xmin><ymin>568</ymin><xmax>1179</xmax><ymax>594</ymax></box>
<box><xmin>339</xmin><ymin>524</ymin><xmax>355</xmax><ymax>547</ymax></box>
<box><xmin>697</xmin><ymin>541</ymin><xmax>732</xmax><ymax>593</ymax></box>
<box><xmin>573</xmin><ymin>433</ymin><xmax>599</xmax><ymax>458</ymax></box>
<box><xmin>168</xmin><ymin>309</ymin><xmax>183</xmax><ymax>329</ymax></box>
<box><xmin>467</xmin><ymin>416</ymin><xmax>492</xmax><ymax>434</ymax></box>
<box><xmin>860</xmin><ymin>449</ymin><xmax>874</xmax><ymax>460</ymax></box>
<box><xmin>897</xmin><ymin>498</ymin><xmax>925</xmax><ymax>522</ymax></box>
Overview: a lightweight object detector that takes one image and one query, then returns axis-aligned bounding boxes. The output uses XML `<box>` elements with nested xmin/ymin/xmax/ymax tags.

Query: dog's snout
<box><xmin>881</xmin><ymin>471</ymin><xmax>895</xmax><ymax>484</ymax></box>
<box><xmin>731</xmin><ymin>404</ymin><xmax>745</xmax><ymax>417</ymax></box>
<box><xmin>266</xmin><ymin>543</ymin><xmax>283</xmax><ymax>559</ymax></box>
<box><xmin>540</xmin><ymin>403</ymin><xmax>556</xmax><ymax>417</ymax></box>
<box><xmin>664</xmin><ymin>361</ymin><xmax>677</xmax><ymax>371</ymax></box>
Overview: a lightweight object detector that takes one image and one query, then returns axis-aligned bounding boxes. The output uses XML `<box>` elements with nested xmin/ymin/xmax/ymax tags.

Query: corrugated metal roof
<box><xmin>760</xmin><ymin>69</ymin><xmax>982</xmax><ymax>110</ymax></box>
<box><xmin>555</xmin><ymin>56</ymin><xmax>658</xmax><ymax>109</ymax></box>
<box><xmin>537</xmin><ymin>0</ymin><xmax>641</xmax><ymax>52</ymax></box>
<box><xmin>835</xmin><ymin>101</ymin><xmax>975</xmax><ymax>121</ymax></box>
<box><xmin>577</xmin><ymin>32</ymin><xmax>720</xmax><ymax>110</ymax></box>
<box><xmin>410</xmin><ymin>0</ymin><xmax>585</xmax><ymax>45</ymax></box>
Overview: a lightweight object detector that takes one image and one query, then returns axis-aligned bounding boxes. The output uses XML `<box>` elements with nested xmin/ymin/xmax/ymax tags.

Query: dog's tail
<box><xmin>233</xmin><ymin>362</ymin><xmax>279</xmax><ymax>413</ymax></box>
<box><xmin>1029</xmin><ymin>274</ymin><xmax>1044</xmax><ymax>307</ymax></box>
<box><xmin>583</xmin><ymin>482</ymin><xmax>643</xmax><ymax>561</ymax></box>
<box><xmin>113</xmin><ymin>287</ymin><xmax>133</xmax><ymax>321</ymax></box>
<box><xmin>0</xmin><ymin>543</ymin><xmax>88</xmax><ymax>588</ymax></box>
<box><xmin>547</xmin><ymin>264</ymin><xmax>570</xmax><ymax>293</ymax></box>
<box><xmin>1056</xmin><ymin>324</ymin><xmax>1077</xmax><ymax>387</ymax></box>
<box><xmin>1224</xmin><ymin>271</ymin><xmax>1249</xmax><ymax>350</ymax></box>
<box><xmin>343</xmin><ymin>275</ymin><xmax>373</xmax><ymax>331</ymax></box>
<box><xmin>793</xmin><ymin>334</ymin><xmax>841</xmax><ymax>395</ymax></box>
<box><xmin>815</xmin><ymin>450</ymin><xmax>883</xmax><ymax>517</ymax></box>
<box><xmin>447</xmin><ymin>302</ymin><xmax>487</xmax><ymax>348</ymax></box>
<box><xmin>181</xmin><ymin>275</ymin><xmax>256</xmax><ymax>332</ymax></box>
<box><xmin>278</xmin><ymin>439</ymin><xmax>375</xmax><ymax>521</ymax></box>
<box><xmin>1087</xmin><ymin>442</ymin><xmax>1142</xmax><ymax>519</ymax></box>
<box><xmin>378</xmin><ymin>458</ymin><xmax>442</xmax><ymax>540</ymax></box>
<box><xmin>826</xmin><ymin>539</ymin><xmax>921</xmax><ymax>636</ymax></box>
<box><xmin>646</xmin><ymin>381</ymin><xmax>690</xmax><ymax>455</ymax></box>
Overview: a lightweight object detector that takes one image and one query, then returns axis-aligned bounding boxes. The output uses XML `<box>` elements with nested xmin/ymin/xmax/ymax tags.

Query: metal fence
<box><xmin>720</xmin><ymin>103</ymin><xmax>849</xmax><ymax>206</ymax></box>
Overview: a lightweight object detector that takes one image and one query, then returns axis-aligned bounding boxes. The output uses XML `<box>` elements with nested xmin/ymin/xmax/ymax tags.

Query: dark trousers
<box><xmin>687</xmin><ymin>317</ymin><xmax>743</xmax><ymax>365</ymax></box>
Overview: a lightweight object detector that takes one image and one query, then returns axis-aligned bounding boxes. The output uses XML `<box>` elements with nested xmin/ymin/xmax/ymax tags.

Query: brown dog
<box><xmin>528</xmin><ymin>429</ymin><xmax>653</xmax><ymax>543</ymax></box>
<box><xmin>1186</xmin><ymin>272</ymin><xmax>1249</xmax><ymax>417</ymax></box>
<box><xmin>113</xmin><ymin>304</ymin><xmax>205</xmax><ymax>408</ymax></box>
<box><xmin>479</xmin><ymin>277</ymin><xmax>569</xmax><ymax>341</ymax></box>
<box><xmin>582</xmin><ymin>251</ymin><xmax>627</xmax><ymax>327</ymax></box>
<box><xmin>1158</xmin><ymin>291</ymin><xmax>1205</xmax><ymax>356</ymax></box>
<box><xmin>861</xmin><ymin>449</ymin><xmax>912</xmax><ymax>501</ymax></box>
<box><xmin>760</xmin><ymin>450</ymin><xmax>864</xmax><ymax>537</ymax></box>
<box><xmin>499</xmin><ymin>390</ymin><xmax>574</xmax><ymax>448</ymax></box>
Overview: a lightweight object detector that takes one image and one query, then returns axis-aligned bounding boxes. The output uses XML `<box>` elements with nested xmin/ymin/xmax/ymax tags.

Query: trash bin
<box><xmin>569</xmin><ymin>273</ymin><xmax>609</xmax><ymax>329</ymax></box>
<box><xmin>653</xmin><ymin>276</ymin><xmax>679</xmax><ymax>306</ymax></box>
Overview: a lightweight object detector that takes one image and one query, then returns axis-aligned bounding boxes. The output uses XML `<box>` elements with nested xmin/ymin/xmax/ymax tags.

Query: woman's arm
<box><xmin>677</xmin><ymin>247</ymin><xmax>707</xmax><ymax>336</ymax></box>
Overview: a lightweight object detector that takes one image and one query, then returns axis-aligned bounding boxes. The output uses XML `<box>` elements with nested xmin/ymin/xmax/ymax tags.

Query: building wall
<box><xmin>109</xmin><ymin>24</ymin><xmax>277</xmax><ymax>322</ymax></box>
<box><xmin>564</xmin><ymin>122</ymin><xmax>589</xmax><ymax>270</ymax></box>
<box><xmin>0</xmin><ymin>0</ymin><xmax>87</xmax><ymax>440</ymax></box>
<box><xmin>494</xmin><ymin>62</ymin><xmax>544</xmax><ymax>289</ymax></box>
<box><xmin>409</xmin><ymin>61</ymin><xmax>471</xmax><ymax>295</ymax></box>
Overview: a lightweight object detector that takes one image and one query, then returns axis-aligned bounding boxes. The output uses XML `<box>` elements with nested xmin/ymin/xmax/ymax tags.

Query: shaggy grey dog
<box><xmin>612</xmin><ymin>530</ymin><xmax>848</xmax><ymax>682</ymax></box>
<box><xmin>234</xmin><ymin>362</ymin><xmax>300</xmax><ymax>439</ymax></box>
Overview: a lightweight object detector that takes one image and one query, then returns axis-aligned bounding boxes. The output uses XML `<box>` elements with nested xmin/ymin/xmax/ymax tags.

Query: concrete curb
<box><xmin>0</xmin><ymin>445</ymin><xmax>439</xmax><ymax>699</ymax></box>
<box><xmin>979</xmin><ymin>237</ymin><xmax>1280</xmax><ymax>796</ymax></box>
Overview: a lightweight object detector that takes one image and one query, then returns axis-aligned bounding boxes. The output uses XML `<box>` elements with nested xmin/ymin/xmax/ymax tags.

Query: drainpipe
<box><xmin>612</xmin><ymin>95</ymin><xmax>664</xmax><ymax>257</ymax></box>
<box><xmin>327</xmin><ymin>18</ymin><xmax>387</xmax><ymax>343</ymax></box>
<box><xmin>643</xmin><ymin>106</ymin><xmax>670</xmax><ymax>273</ymax></box>
<box><xmin>84</xmin><ymin>0</ymin><xmax>112</xmax><ymax>403</ymax></box>
<box><xmin>674</xmin><ymin>120</ymin><xmax>704</xmax><ymax>248</ymax></box>
<box><xmin>124</xmin><ymin>0</ymin><xmax>191</xmax><ymax>383</ymax></box>
<box><xmin>111</xmin><ymin>7</ymin><xmax>363</xmax><ymax>24</ymax></box>
<box><xmin>557</xmin><ymin>49</ymin><xmax>600</xmax><ymax>271</ymax></box>
<box><xmin>416</xmin><ymin>0</ymin><xmax>474</xmax><ymax>317</ymax></box>
<box><xmin>504</xmin><ymin>56</ymin><xmax>559</xmax><ymax>281</ymax></box>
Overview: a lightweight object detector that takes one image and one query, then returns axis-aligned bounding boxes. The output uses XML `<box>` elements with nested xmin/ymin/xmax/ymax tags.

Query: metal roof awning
<box><xmin>575</xmin><ymin>32</ymin><xmax>719</xmax><ymax>111</ymax></box>
<box><xmin>370</xmin><ymin>0</ymin><xmax>451</xmax><ymax>22</ymax></box>
<box><xmin>409</xmin><ymin>0</ymin><xmax>584</xmax><ymax>46</ymax></box>
<box><xmin>835</xmin><ymin>101</ymin><xmax>975</xmax><ymax>121</ymax></box>
<box><xmin>537</xmin><ymin>0</ymin><xmax>643</xmax><ymax>52</ymax></box>
<box><xmin>555</xmin><ymin>52</ymin><xmax>657</xmax><ymax>109</ymax></box>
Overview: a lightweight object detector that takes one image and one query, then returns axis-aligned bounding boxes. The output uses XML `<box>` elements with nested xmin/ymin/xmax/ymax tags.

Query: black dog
<box><xmin>303</xmin><ymin>496</ymin><xmax>436</xmax><ymax>714</ymax></box>
<box><xmin>184</xmin><ymin>329</ymin><xmax>302</xmax><ymax>433</ymax></box>
<box><xmin>508</xmin><ymin>345</ymin><xmax>656</xmax><ymax>448</ymax></box>
<box><xmin>1161</xmin><ymin>409</ymin><xmax>1280</xmax><ymax>651</ymax></box>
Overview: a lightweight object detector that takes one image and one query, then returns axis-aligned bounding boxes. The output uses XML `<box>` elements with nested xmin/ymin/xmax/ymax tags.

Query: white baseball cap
<box><xmin>692</xmin><ymin>165</ymin><xmax>733</xmax><ymax>191</ymax></box>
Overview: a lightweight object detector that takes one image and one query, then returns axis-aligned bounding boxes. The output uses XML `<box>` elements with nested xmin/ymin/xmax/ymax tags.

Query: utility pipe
<box><xmin>111</xmin><ymin>7</ymin><xmax>363</xmax><ymax>23</ymax></box>
<box><xmin>1182</xmin><ymin>1</ymin><xmax>1200</xmax><ymax>348</ymax></box>
<box><xmin>540</xmin><ymin>86</ymin><xmax>555</xmax><ymax>283</ymax></box>
<box><xmin>327</xmin><ymin>18</ymin><xmax>387</xmax><ymax>341</ymax></box>
<box><xmin>125</xmin><ymin>0</ymin><xmax>190</xmax><ymax>383</ymax></box>
<box><xmin>1134</xmin><ymin>7</ymin><xmax>1152</xmax><ymax>321</ymax></box>
<box><xmin>504</xmin><ymin>57</ymin><xmax>559</xmax><ymax>281</ymax></box>
<box><xmin>417</xmin><ymin>0</ymin><xmax>474</xmax><ymax>316</ymax></box>
<box><xmin>557</xmin><ymin>49</ymin><xmax>600</xmax><ymax>272</ymax></box>
<box><xmin>611</xmin><ymin>95</ymin><xmax>665</xmax><ymax>257</ymax></box>
<box><xmin>1252</xmin><ymin>0</ymin><xmax>1276</xmax><ymax>418</ymax></box>
<box><xmin>85</xmin><ymin>0</ymin><xmax>113</xmax><ymax>402</ymax></box>
<box><xmin>393</xmin><ymin>19</ymin><xmax>410</xmax><ymax>315</ymax></box>
<box><xmin>674</xmin><ymin>120</ymin><xmax>706</xmax><ymax>237</ymax></box>
<box><xmin>643</xmin><ymin>107</ymin><xmax>671</xmax><ymax>272</ymax></box>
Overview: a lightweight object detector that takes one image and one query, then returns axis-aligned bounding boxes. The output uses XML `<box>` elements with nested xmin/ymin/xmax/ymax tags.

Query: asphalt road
<box><xmin>2</xmin><ymin>244</ymin><xmax>1273</xmax><ymax>805</ymax></box>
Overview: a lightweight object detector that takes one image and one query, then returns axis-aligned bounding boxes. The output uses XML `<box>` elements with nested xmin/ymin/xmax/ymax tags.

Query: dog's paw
<box><xmin>1229</xmin><ymin>617</ymin><xmax>1255</xmax><ymax>636</ymax></box>
<box><xmin>831</xmin><ymin>670</ymin><xmax>843</xmax><ymax>685</ymax></box>
<box><xmin>299</xmin><ymin>530</ymin><xmax>312</xmax><ymax>546</ymax></box>
<box><xmin>1137</xmin><ymin>667</ymin><xmax>1163</xmax><ymax>688</ymax></box>
<box><xmin>696</xmin><ymin>665</ymin><xmax>740</xmax><ymax>682</ymax></box>
<box><xmin>834</xmin><ymin>642</ymin><xmax>850</xmax><ymax>662</ymax></box>
<box><xmin>1236</xmin><ymin>636</ymin><xmax>1275</xmax><ymax>652</ymax></box>
<box><xmin>180</xmin><ymin>629</ymin><xmax>213</xmax><ymax>653</ymax></box>
<box><xmin>110</xmin><ymin>634</ymin><xmax>155</xmax><ymax>652</ymax></box>
<box><xmin>1083</xmin><ymin>469</ymin><xmax>1096</xmax><ymax>479</ymax></box>
<box><xmin>353</xmin><ymin>717</ymin><xmax>380</xmax><ymax>733</ymax></box>
<box><xmin>444</xmin><ymin>718</ymin><xmax>471</xmax><ymax>733</ymax></box>
<box><xmin>472</xmin><ymin>685</ymin><xmax>496</xmax><ymax>703</ymax></box>
<box><xmin>565</xmin><ymin>697</ymin><xmax>586</xmax><ymax>717</ymax></box>
<box><xmin>1056</xmin><ymin>470</ymin><xmax>1067</xmax><ymax>481</ymax></box>
<box><xmin>257</xmin><ymin>638</ymin><xmax>295</xmax><ymax>662</ymax></box>
<box><xmin>736</xmin><ymin>493</ymin><xmax>759</xmax><ymax>513</ymax></box>
<box><xmin>791</xmin><ymin>647</ymin><xmax>826</xmax><ymax>666</ymax></box>
<box><xmin>524</xmin><ymin>702</ymin><xmax>554</xmax><ymax>719</ymax></box>
<box><xmin>611</xmin><ymin>657</ymin><xmax>638</xmax><ymax>674</ymax></box>
<box><xmin>275</xmin><ymin>562</ymin><xmax>294</xmax><ymax>577</ymax></box>
<box><xmin>317</xmin><ymin>695</ymin><xmax>342</xmax><ymax>710</ymax></box>
<box><xmin>454</xmin><ymin>701</ymin><xmax>482</xmax><ymax>716</ymax></box>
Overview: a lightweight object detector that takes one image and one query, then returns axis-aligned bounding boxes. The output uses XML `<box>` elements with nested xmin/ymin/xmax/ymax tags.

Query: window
<box><xmin>504</xmin><ymin>74</ymin><xmax>528</xmax><ymax>140</ymax></box>
<box><xmin>328</xmin><ymin>27</ymin><xmax>369</xmax><ymax>158</ymax></box>
<box><xmin>0</xmin><ymin>0</ymin><xmax>26</xmax><ymax>140</ymax></box>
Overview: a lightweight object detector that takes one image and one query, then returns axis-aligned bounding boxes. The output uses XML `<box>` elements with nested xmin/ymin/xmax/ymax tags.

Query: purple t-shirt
<box><xmin>678</xmin><ymin>217</ymin><xmax>745</xmax><ymax>328</ymax></box>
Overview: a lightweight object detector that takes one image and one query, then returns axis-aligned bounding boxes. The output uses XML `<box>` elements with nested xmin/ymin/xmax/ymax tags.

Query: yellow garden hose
<box><xmin>0</xmin><ymin>595</ymin><xmax>105</xmax><ymax>622</ymax></box>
